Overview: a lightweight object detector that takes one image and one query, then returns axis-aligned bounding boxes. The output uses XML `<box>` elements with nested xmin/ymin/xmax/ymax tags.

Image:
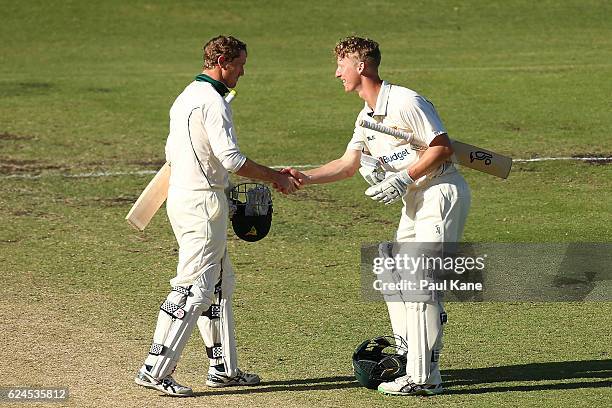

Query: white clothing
<box><xmin>165</xmin><ymin>81</ymin><xmax>246</xmax><ymax>191</ymax></box>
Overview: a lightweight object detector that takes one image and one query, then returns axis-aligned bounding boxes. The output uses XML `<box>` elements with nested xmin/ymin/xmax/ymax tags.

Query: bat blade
<box><xmin>358</xmin><ymin>120</ymin><xmax>512</xmax><ymax>179</ymax></box>
<box><xmin>450</xmin><ymin>141</ymin><xmax>513</xmax><ymax>179</ymax></box>
<box><xmin>125</xmin><ymin>162</ymin><xmax>170</xmax><ymax>231</ymax></box>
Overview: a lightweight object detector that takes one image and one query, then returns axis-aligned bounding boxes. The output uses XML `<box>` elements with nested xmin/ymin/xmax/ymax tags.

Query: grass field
<box><xmin>1</xmin><ymin>1</ymin><xmax>611</xmax><ymax>407</ymax></box>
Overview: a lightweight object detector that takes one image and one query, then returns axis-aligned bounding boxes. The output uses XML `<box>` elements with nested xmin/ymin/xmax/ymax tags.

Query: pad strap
<box><xmin>172</xmin><ymin>286</ymin><xmax>191</xmax><ymax>296</ymax></box>
<box><xmin>149</xmin><ymin>343</ymin><xmax>165</xmax><ymax>356</ymax></box>
<box><xmin>206</xmin><ymin>343</ymin><xmax>223</xmax><ymax>359</ymax></box>
<box><xmin>202</xmin><ymin>304</ymin><xmax>221</xmax><ymax>319</ymax></box>
<box><xmin>160</xmin><ymin>300</ymin><xmax>186</xmax><ymax>319</ymax></box>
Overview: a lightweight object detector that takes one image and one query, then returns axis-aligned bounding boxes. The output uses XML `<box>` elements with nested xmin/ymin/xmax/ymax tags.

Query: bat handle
<box><xmin>358</xmin><ymin>119</ymin><xmax>414</xmax><ymax>143</ymax></box>
<box><xmin>225</xmin><ymin>89</ymin><xmax>237</xmax><ymax>103</ymax></box>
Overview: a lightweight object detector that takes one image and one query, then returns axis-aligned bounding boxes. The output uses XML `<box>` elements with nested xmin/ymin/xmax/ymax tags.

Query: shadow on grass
<box><xmin>443</xmin><ymin>359</ymin><xmax>612</xmax><ymax>394</ymax></box>
<box><xmin>194</xmin><ymin>375</ymin><xmax>359</xmax><ymax>396</ymax></box>
<box><xmin>195</xmin><ymin>360</ymin><xmax>611</xmax><ymax>396</ymax></box>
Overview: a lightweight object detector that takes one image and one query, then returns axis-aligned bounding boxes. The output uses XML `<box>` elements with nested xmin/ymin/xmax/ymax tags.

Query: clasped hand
<box><xmin>272</xmin><ymin>169</ymin><xmax>304</xmax><ymax>194</ymax></box>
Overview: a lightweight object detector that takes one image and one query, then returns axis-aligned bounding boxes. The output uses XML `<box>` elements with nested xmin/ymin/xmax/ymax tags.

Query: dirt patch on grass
<box><xmin>0</xmin><ymin>158</ymin><xmax>66</xmax><ymax>174</ymax></box>
<box><xmin>0</xmin><ymin>294</ymin><xmax>196</xmax><ymax>408</ymax></box>
<box><xmin>0</xmin><ymin>291</ymin><xmax>344</xmax><ymax>408</ymax></box>
<box><xmin>0</xmin><ymin>238</ymin><xmax>21</xmax><ymax>244</ymax></box>
<box><xmin>586</xmin><ymin>158</ymin><xmax>612</xmax><ymax>165</ymax></box>
<box><xmin>11</xmin><ymin>209</ymin><xmax>35</xmax><ymax>216</ymax></box>
<box><xmin>86</xmin><ymin>87</ymin><xmax>113</xmax><ymax>93</ymax></box>
<box><xmin>572</xmin><ymin>153</ymin><xmax>612</xmax><ymax>165</ymax></box>
<box><xmin>9</xmin><ymin>209</ymin><xmax>58</xmax><ymax>220</ymax></box>
<box><xmin>93</xmin><ymin>196</ymin><xmax>137</xmax><ymax>207</ymax></box>
<box><xmin>0</xmin><ymin>81</ymin><xmax>54</xmax><ymax>97</ymax></box>
<box><xmin>0</xmin><ymin>132</ymin><xmax>35</xmax><ymax>141</ymax></box>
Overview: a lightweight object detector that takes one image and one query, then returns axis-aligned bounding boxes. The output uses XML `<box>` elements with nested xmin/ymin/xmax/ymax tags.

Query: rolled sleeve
<box><xmin>223</xmin><ymin>151</ymin><xmax>247</xmax><ymax>173</ymax></box>
<box><xmin>205</xmin><ymin>100</ymin><xmax>247</xmax><ymax>172</ymax></box>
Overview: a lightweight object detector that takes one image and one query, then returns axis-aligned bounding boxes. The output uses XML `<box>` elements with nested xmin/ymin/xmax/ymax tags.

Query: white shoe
<box><xmin>377</xmin><ymin>375</ymin><xmax>443</xmax><ymax>396</ymax></box>
<box><xmin>206</xmin><ymin>368</ymin><xmax>261</xmax><ymax>388</ymax></box>
<box><xmin>134</xmin><ymin>367</ymin><xmax>194</xmax><ymax>397</ymax></box>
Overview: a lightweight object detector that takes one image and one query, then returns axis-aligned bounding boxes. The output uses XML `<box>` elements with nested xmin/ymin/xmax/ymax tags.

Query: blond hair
<box><xmin>334</xmin><ymin>36</ymin><xmax>381</xmax><ymax>67</ymax></box>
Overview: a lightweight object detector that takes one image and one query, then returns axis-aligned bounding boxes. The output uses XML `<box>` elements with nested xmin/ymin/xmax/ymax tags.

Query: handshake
<box><xmin>271</xmin><ymin>165</ymin><xmax>412</xmax><ymax>205</ymax></box>
<box><xmin>270</xmin><ymin>168</ymin><xmax>308</xmax><ymax>194</ymax></box>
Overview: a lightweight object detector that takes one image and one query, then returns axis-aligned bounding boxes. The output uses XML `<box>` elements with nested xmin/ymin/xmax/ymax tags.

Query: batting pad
<box><xmin>404</xmin><ymin>301</ymin><xmax>446</xmax><ymax>385</ymax></box>
<box><xmin>146</xmin><ymin>265</ymin><xmax>219</xmax><ymax>380</ymax></box>
<box><xmin>197</xmin><ymin>254</ymin><xmax>238</xmax><ymax>376</ymax></box>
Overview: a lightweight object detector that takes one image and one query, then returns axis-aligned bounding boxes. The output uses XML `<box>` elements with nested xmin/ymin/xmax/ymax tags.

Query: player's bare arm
<box><xmin>406</xmin><ymin>134</ymin><xmax>454</xmax><ymax>180</ymax></box>
<box><xmin>282</xmin><ymin>148</ymin><xmax>361</xmax><ymax>186</ymax></box>
<box><xmin>236</xmin><ymin>158</ymin><xmax>298</xmax><ymax>194</ymax></box>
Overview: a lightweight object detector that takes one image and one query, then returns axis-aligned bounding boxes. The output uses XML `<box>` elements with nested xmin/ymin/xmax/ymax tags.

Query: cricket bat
<box><xmin>358</xmin><ymin>120</ymin><xmax>512</xmax><ymax>179</ymax></box>
<box><xmin>125</xmin><ymin>89</ymin><xmax>237</xmax><ymax>231</ymax></box>
<box><xmin>125</xmin><ymin>162</ymin><xmax>170</xmax><ymax>231</ymax></box>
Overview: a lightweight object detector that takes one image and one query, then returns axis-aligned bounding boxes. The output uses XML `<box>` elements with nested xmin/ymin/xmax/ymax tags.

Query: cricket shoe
<box><xmin>134</xmin><ymin>366</ymin><xmax>194</xmax><ymax>397</ymax></box>
<box><xmin>377</xmin><ymin>375</ymin><xmax>443</xmax><ymax>396</ymax></box>
<box><xmin>206</xmin><ymin>367</ymin><xmax>261</xmax><ymax>388</ymax></box>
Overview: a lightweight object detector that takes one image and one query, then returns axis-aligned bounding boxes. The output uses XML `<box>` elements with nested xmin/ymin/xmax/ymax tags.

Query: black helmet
<box><xmin>229</xmin><ymin>183</ymin><xmax>273</xmax><ymax>242</ymax></box>
<box><xmin>352</xmin><ymin>335</ymin><xmax>408</xmax><ymax>389</ymax></box>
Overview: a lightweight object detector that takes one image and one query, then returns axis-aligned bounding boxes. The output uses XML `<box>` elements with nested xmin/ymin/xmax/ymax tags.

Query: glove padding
<box><xmin>365</xmin><ymin>169</ymin><xmax>414</xmax><ymax>205</ymax></box>
<box><xmin>359</xmin><ymin>152</ymin><xmax>386</xmax><ymax>186</ymax></box>
<box><xmin>358</xmin><ymin>166</ymin><xmax>386</xmax><ymax>186</ymax></box>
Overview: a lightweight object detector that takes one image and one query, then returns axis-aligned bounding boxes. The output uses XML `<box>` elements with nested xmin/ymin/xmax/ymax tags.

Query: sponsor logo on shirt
<box><xmin>379</xmin><ymin>148</ymin><xmax>411</xmax><ymax>164</ymax></box>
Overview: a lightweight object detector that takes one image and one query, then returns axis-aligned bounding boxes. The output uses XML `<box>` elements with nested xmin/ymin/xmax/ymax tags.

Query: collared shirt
<box><xmin>165</xmin><ymin>77</ymin><xmax>246</xmax><ymax>191</ymax></box>
<box><xmin>195</xmin><ymin>73</ymin><xmax>229</xmax><ymax>96</ymax></box>
<box><xmin>347</xmin><ymin>81</ymin><xmax>451</xmax><ymax>175</ymax></box>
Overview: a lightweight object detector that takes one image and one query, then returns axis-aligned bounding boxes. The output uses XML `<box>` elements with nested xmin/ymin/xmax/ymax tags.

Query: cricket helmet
<box><xmin>352</xmin><ymin>335</ymin><xmax>408</xmax><ymax>389</ymax></box>
<box><xmin>229</xmin><ymin>182</ymin><xmax>273</xmax><ymax>242</ymax></box>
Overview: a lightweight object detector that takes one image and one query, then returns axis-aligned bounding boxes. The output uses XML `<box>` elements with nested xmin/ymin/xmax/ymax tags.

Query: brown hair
<box><xmin>334</xmin><ymin>36</ymin><xmax>381</xmax><ymax>67</ymax></box>
<box><xmin>202</xmin><ymin>36</ymin><xmax>247</xmax><ymax>69</ymax></box>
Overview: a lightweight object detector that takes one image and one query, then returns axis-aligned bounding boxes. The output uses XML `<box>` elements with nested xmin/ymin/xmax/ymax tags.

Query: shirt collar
<box><xmin>365</xmin><ymin>80</ymin><xmax>391</xmax><ymax>118</ymax></box>
<box><xmin>195</xmin><ymin>73</ymin><xmax>229</xmax><ymax>96</ymax></box>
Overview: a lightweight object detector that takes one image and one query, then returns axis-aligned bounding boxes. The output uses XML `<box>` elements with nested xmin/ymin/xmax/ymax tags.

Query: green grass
<box><xmin>1</xmin><ymin>1</ymin><xmax>611</xmax><ymax>407</ymax></box>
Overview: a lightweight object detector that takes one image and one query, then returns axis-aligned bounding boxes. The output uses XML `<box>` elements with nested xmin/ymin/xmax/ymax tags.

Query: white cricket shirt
<box><xmin>165</xmin><ymin>76</ymin><xmax>246</xmax><ymax>191</ymax></box>
<box><xmin>347</xmin><ymin>81</ymin><xmax>454</xmax><ymax>176</ymax></box>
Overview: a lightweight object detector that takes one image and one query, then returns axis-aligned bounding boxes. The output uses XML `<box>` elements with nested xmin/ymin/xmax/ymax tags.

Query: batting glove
<box><xmin>358</xmin><ymin>166</ymin><xmax>386</xmax><ymax>186</ymax></box>
<box><xmin>359</xmin><ymin>152</ymin><xmax>386</xmax><ymax>186</ymax></box>
<box><xmin>365</xmin><ymin>169</ymin><xmax>414</xmax><ymax>204</ymax></box>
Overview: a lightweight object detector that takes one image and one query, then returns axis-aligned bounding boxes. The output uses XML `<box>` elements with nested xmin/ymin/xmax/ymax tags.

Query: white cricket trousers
<box><xmin>166</xmin><ymin>186</ymin><xmax>230</xmax><ymax>287</ymax></box>
<box><xmin>396</xmin><ymin>171</ymin><xmax>471</xmax><ymax>243</ymax></box>
<box><xmin>388</xmin><ymin>171</ymin><xmax>471</xmax><ymax>385</ymax></box>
